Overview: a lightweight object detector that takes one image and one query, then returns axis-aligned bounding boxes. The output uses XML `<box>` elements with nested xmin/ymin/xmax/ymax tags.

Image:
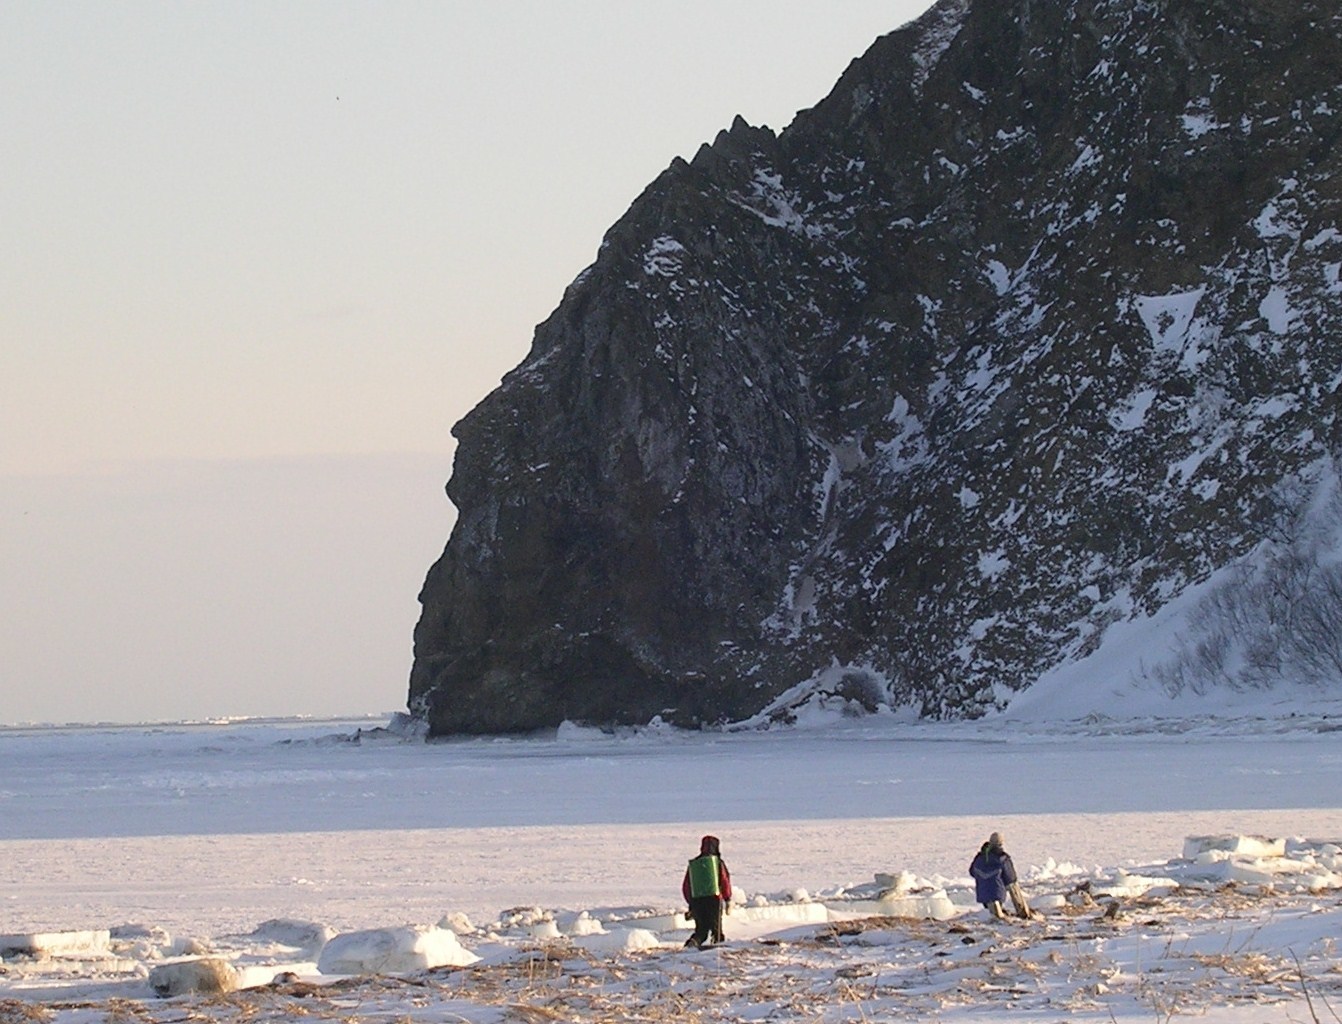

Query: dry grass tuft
<box><xmin>101</xmin><ymin>998</ymin><xmax>155</xmax><ymax>1024</ymax></box>
<box><xmin>0</xmin><ymin>1001</ymin><xmax>54</xmax><ymax>1024</ymax></box>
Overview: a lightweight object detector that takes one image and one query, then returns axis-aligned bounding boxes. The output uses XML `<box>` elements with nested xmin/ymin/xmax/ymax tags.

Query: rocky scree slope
<box><xmin>410</xmin><ymin>0</ymin><xmax>1342</xmax><ymax>735</ymax></box>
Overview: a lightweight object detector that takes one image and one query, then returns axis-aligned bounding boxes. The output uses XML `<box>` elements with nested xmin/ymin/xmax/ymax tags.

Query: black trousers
<box><xmin>687</xmin><ymin>895</ymin><xmax>724</xmax><ymax>946</ymax></box>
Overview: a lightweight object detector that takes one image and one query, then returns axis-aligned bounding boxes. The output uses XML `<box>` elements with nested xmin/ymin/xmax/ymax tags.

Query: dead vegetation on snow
<box><xmin>6</xmin><ymin>885</ymin><xmax>1342</xmax><ymax>1024</ymax></box>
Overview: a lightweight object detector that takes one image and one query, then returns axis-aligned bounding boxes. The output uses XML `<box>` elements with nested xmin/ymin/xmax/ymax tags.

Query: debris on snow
<box><xmin>6</xmin><ymin>833</ymin><xmax>1340</xmax><ymax>1022</ymax></box>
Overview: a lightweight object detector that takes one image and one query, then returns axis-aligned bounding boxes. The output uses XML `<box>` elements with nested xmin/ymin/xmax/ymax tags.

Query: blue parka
<box><xmin>969</xmin><ymin>842</ymin><xmax>1018</xmax><ymax>904</ymax></box>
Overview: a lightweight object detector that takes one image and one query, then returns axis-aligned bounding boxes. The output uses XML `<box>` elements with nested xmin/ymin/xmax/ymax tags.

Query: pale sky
<box><xmin>2</xmin><ymin>2</ymin><xmax>937</xmax><ymax>725</ymax></box>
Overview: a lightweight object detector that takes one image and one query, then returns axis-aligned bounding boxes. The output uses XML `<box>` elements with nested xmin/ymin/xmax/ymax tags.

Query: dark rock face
<box><xmin>411</xmin><ymin>0</ymin><xmax>1342</xmax><ymax>735</ymax></box>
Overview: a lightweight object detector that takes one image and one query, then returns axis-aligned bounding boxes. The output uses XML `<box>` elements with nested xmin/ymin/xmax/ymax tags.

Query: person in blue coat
<box><xmin>969</xmin><ymin>831</ymin><xmax>1031</xmax><ymax>919</ymax></box>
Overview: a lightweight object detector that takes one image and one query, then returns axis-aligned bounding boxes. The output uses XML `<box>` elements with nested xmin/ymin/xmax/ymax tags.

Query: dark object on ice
<box><xmin>410</xmin><ymin>0</ymin><xmax>1342</xmax><ymax>735</ymax></box>
<box><xmin>683</xmin><ymin>835</ymin><xmax>732</xmax><ymax>948</ymax></box>
<box><xmin>1068</xmin><ymin>880</ymin><xmax>1097</xmax><ymax>908</ymax></box>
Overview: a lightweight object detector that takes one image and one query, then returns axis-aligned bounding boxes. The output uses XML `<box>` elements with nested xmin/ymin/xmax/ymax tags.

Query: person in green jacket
<box><xmin>682</xmin><ymin>834</ymin><xmax>733</xmax><ymax>948</ymax></box>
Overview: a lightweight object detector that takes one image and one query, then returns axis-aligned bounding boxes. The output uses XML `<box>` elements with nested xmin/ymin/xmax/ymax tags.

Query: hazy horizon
<box><xmin>2</xmin><ymin>3</ymin><xmax>938</xmax><ymax>725</ymax></box>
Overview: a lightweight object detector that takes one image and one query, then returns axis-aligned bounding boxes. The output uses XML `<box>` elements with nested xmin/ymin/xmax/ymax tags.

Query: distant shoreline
<box><xmin>0</xmin><ymin>712</ymin><xmax>396</xmax><ymax>734</ymax></box>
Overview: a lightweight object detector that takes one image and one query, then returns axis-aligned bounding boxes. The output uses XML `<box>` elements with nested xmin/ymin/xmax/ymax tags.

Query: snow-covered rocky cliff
<box><xmin>411</xmin><ymin>0</ymin><xmax>1342</xmax><ymax>735</ymax></box>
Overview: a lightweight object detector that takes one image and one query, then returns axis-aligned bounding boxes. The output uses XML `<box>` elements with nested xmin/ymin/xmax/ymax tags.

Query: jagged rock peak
<box><xmin>410</xmin><ymin>0</ymin><xmax>1342</xmax><ymax>735</ymax></box>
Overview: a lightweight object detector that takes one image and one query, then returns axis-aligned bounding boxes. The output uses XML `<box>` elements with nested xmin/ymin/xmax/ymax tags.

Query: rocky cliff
<box><xmin>410</xmin><ymin>0</ymin><xmax>1342</xmax><ymax>735</ymax></box>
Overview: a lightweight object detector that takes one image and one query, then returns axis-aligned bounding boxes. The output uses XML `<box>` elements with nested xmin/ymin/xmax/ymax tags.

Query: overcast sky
<box><xmin>2</xmin><ymin>2</ymin><xmax>937</xmax><ymax>725</ymax></box>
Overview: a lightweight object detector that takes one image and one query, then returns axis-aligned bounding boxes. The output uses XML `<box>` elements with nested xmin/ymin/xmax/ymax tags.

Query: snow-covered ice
<box><xmin>146</xmin><ymin>957</ymin><xmax>238</xmax><ymax>997</ymax></box>
<box><xmin>316</xmin><ymin>925</ymin><xmax>478</xmax><ymax>974</ymax></box>
<box><xmin>1</xmin><ymin>703</ymin><xmax>1340</xmax><ymax>1022</ymax></box>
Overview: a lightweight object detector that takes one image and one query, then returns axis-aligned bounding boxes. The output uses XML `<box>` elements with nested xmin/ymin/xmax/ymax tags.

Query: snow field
<box><xmin>1</xmin><ymin>715</ymin><xmax>1340</xmax><ymax>1022</ymax></box>
<box><xmin>4</xmin><ymin>819</ymin><xmax>1342</xmax><ymax>1022</ymax></box>
<box><xmin>6</xmin><ymin>810</ymin><xmax>1341</xmax><ymax>939</ymax></box>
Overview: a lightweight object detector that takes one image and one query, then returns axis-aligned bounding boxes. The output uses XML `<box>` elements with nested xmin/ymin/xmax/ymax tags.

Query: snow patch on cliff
<box><xmin>909</xmin><ymin>0</ymin><xmax>970</xmax><ymax>92</ymax></box>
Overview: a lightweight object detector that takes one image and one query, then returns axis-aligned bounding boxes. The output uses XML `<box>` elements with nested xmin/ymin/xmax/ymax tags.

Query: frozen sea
<box><xmin>6</xmin><ymin>710</ymin><xmax>1342</xmax><ymax>841</ymax></box>
<box><xmin>2</xmin><ymin>706</ymin><xmax>1341</xmax><ymax>1022</ymax></box>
